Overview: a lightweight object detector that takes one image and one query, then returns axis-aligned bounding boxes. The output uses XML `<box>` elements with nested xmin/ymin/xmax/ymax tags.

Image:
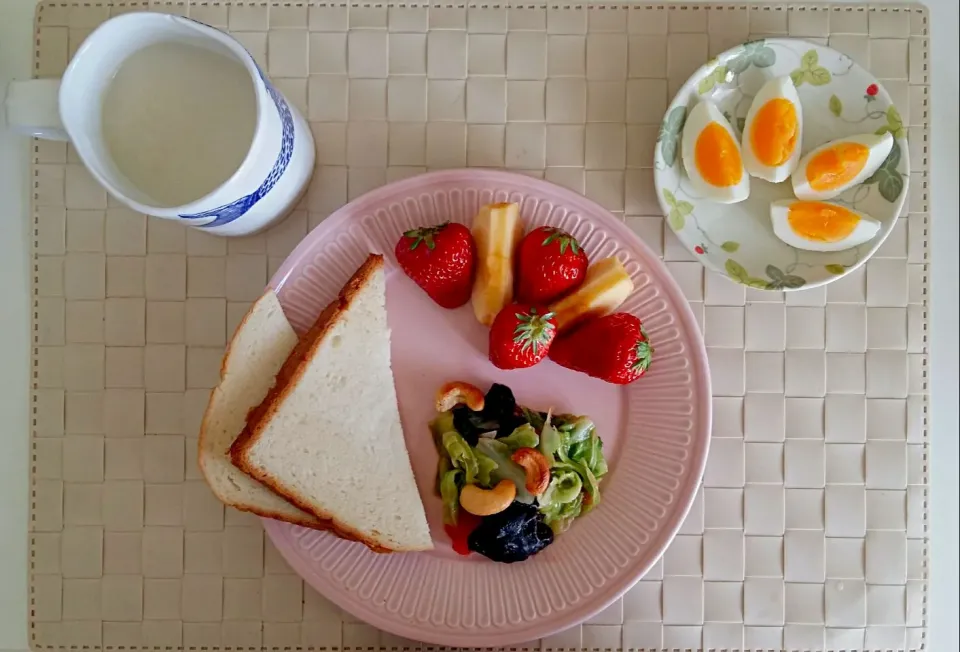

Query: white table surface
<box><xmin>1</xmin><ymin>1</ymin><xmax>956</xmax><ymax>650</ymax></box>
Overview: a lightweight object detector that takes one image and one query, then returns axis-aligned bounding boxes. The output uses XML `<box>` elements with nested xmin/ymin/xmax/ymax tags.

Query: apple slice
<box><xmin>549</xmin><ymin>256</ymin><xmax>634</xmax><ymax>332</ymax></box>
<box><xmin>471</xmin><ymin>202</ymin><xmax>524</xmax><ymax>326</ymax></box>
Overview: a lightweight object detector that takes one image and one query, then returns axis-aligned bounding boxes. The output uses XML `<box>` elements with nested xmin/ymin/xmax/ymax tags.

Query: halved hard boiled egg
<box><xmin>742</xmin><ymin>76</ymin><xmax>803</xmax><ymax>183</ymax></box>
<box><xmin>681</xmin><ymin>101</ymin><xmax>750</xmax><ymax>204</ymax></box>
<box><xmin>792</xmin><ymin>132</ymin><xmax>894</xmax><ymax>200</ymax></box>
<box><xmin>771</xmin><ymin>199</ymin><xmax>882</xmax><ymax>252</ymax></box>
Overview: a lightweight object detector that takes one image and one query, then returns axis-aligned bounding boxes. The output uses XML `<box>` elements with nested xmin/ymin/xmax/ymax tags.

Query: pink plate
<box><xmin>263</xmin><ymin>169</ymin><xmax>711</xmax><ymax>647</ymax></box>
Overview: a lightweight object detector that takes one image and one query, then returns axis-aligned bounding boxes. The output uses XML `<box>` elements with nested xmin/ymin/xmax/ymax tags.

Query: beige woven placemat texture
<box><xmin>28</xmin><ymin>2</ymin><xmax>930</xmax><ymax>651</ymax></box>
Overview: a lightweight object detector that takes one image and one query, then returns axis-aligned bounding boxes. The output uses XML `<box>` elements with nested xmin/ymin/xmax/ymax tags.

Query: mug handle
<box><xmin>4</xmin><ymin>79</ymin><xmax>68</xmax><ymax>141</ymax></box>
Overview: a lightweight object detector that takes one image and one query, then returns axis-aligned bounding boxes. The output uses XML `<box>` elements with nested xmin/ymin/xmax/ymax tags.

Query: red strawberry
<box><xmin>489</xmin><ymin>303</ymin><xmax>557</xmax><ymax>370</ymax></box>
<box><xmin>549</xmin><ymin>313</ymin><xmax>653</xmax><ymax>385</ymax></box>
<box><xmin>515</xmin><ymin>227</ymin><xmax>588</xmax><ymax>305</ymax></box>
<box><xmin>395</xmin><ymin>222</ymin><xmax>476</xmax><ymax>308</ymax></box>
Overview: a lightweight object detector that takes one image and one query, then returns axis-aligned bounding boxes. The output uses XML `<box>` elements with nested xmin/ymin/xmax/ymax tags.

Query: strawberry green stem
<box><xmin>632</xmin><ymin>327</ymin><xmax>654</xmax><ymax>373</ymax></box>
<box><xmin>404</xmin><ymin>223</ymin><xmax>450</xmax><ymax>251</ymax></box>
<box><xmin>513</xmin><ymin>307</ymin><xmax>556</xmax><ymax>355</ymax></box>
<box><xmin>541</xmin><ymin>228</ymin><xmax>581</xmax><ymax>255</ymax></box>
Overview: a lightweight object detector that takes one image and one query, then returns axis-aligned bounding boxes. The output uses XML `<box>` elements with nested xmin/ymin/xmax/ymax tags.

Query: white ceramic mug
<box><xmin>5</xmin><ymin>12</ymin><xmax>315</xmax><ymax>236</ymax></box>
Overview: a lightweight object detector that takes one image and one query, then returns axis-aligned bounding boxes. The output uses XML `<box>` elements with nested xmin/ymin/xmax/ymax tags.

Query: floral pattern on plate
<box><xmin>654</xmin><ymin>38</ymin><xmax>910</xmax><ymax>291</ymax></box>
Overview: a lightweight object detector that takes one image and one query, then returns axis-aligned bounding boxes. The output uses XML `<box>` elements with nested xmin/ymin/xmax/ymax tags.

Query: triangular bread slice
<box><xmin>230</xmin><ymin>254</ymin><xmax>433</xmax><ymax>552</ymax></box>
<box><xmin>198</xmin><ymin>290</ymin><xmax>322</xmax><ymax>529</ymax></box>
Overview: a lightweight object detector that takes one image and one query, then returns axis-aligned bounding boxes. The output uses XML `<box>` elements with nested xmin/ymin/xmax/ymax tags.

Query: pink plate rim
<box><xmin>263</xmin><ymin>169</ymin><xmax>712</xmax><ymax>646</ymax></box>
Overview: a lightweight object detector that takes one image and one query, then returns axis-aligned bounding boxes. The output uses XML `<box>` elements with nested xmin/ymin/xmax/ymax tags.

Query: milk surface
<box><xmin>101</xmin><ymin>41</ymin><xmax>257</xmax><ymax>208</ymax></box>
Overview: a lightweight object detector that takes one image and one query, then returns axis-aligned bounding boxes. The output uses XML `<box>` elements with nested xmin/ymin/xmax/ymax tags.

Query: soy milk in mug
<box><xmin>5</xmin><ymin>13</ymin><xmax>315</xmax><ymax>236</ymax></box>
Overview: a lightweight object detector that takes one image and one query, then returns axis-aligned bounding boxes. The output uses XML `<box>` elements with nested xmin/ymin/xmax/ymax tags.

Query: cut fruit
<box><xmin>471</xmin><ymin>202</ymin><xmax>524</xmax><ymax>326</ymax></box>
<box><xmin>548</xmin><ymin>256</ymin><xmax>634</xmax><ymax>332</ymax></box>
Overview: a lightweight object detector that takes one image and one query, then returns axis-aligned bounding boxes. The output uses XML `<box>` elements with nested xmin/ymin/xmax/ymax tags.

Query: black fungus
<box><xmin>483</xmin><ymin>383</ymin><xmax>528</xmax><ymax>438</ymax></box>
<box><xmin>496</xmin><ymin>410</ymin><xmax>528</xmax><ymax>439</ymax></box>
<box><xmin>451</xmin><ymin>406</ymin><xmax>498</xmax><ymax>446</ymax></box>
<box><xmin>483</xmin><ymin>383</ymin><xmax>517</xmax><ymax>422</ymax></box>
<box><xmin>451</xmin><ymin>383</ymin><xmax>522</xmax><ymax>446</ymax></box>
<box><xmin>467</xmin><ymin>502</ymin><xmax>554</xmax><ymax>563</ymax></box>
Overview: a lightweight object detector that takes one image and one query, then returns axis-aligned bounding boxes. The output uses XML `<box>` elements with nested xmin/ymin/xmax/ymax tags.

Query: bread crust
<box><xmin>230</xmin><ymin>254</ymin><xmax>414</xmax><ymax>553</ymax></box>
<box><xmin>197</xmin><ymin>290</ymin><xmax>325</xmax><ymax>531</ymax></box>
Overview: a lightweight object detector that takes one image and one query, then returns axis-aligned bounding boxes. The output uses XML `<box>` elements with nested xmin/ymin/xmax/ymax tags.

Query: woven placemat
<box><xmin>28</xmin><ymin>2</ymin><xmax>929</xmax><ymax>650</ymax></box>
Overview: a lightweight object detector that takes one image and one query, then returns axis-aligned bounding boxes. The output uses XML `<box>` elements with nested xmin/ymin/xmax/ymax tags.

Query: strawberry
<box><xmin>489</xmin><ymin>304</ymin><xmax>557</xmax><ymax>370</ymax></box>
<box><xmin>395</xmin><ymin>222</ymin><xmax>476</xmax><ymax>309</ymax></box>
<box><xmin>515</xmin><ymin>227</ymin><xmax>588</xmax><ymax>305</ymax></box>
<box><xmin>549</xmin><ymin>313</ymin><xmax>653</xmax><ymax>385</ymax></box>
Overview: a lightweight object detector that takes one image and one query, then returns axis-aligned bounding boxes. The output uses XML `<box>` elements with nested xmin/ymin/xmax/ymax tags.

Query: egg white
<box><xmin>792</xmin><ymin>132</ymin><xmax>894</xmax><ymax>201</ymax></box>
<box><xmin>681</xmin><ymin>101</ymin><xmax>750</xmax><ymax>204</ymax></box>
<box><xmin>770</xmin><ymin>199</ymin><xmax>882</xmax><ymax>252</ymax></box>
<box><xmin>741</xmin><ymin>76</ymin><xmax>803</xmax><ymax>183</ymax></box>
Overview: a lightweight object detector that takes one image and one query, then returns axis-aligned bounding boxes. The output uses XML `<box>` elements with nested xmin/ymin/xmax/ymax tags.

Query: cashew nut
<box><xmin>459</xmin><ymin>480</ymin><xmax>516</xmax><ymax>516</ymax></box>
<box><xmin>436</xmin><ymin>381</ymin><xmax>485</xmax><ymax>413</ymax></box>
<box><xmin>511</xmin><ymin>448</ymin><xmax>551</xmax><ymax>496</ymax></box>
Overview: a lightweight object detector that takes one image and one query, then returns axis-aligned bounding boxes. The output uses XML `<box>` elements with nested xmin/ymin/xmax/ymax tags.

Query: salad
<box><xmin>430</xmin><ymin>381</ymin><xmax>608</xmax><ymax>563</ymax></box>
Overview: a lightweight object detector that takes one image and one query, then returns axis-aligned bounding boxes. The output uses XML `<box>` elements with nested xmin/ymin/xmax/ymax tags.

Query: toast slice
<box><xmin>198</xmin><ymin>290</ymin><xmax>322</xmax><ymax>529</ymax></box>
<box><xmin>230</xmin><ymin>254</ymin><xmax>433</xmax><ymax>552</ymax></box>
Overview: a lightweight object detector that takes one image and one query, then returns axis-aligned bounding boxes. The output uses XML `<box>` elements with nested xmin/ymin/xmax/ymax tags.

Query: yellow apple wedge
<box><xmin>471</xmin><ymin>202</ymin><xmax>524</xmax><ymax>326</ymax></box>
<box><xmin>549</xmin><ymin>256</ymin><xmax>634</xmax><ymax>332</ymax></box>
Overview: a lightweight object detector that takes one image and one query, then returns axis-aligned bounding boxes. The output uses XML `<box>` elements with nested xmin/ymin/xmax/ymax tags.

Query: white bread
<box><xmin>230</xmin><ymin>255</ymin><xmax>433</xmax><ymax>552</ymax></box>
<box><xmin>198</xmin><ymin>291</ymin><xmax>322</xmax><ymax>528</ymax></box>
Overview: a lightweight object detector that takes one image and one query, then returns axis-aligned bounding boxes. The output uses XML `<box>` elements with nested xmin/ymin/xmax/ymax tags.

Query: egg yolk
<box><xmin>805</xmin><ymin>142</ymin><xmax>870</xmax><ymax>191</ymax></box>
<box><xmin>787</xmin><ymin>201</ymin><xmax>861</xmax><ymax>242</ymax></box>
<box><xmin>750</xmin><ymin>99</ymin><xmax>799</xmax><ymax>166</ymax></box>
<box><xmin>695</xmin><ymin>122</ymin><xmax>743</xmax><ymax>187</ymax></box>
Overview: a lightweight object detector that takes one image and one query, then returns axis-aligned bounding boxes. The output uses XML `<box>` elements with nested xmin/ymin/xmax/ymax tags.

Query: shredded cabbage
<box><xmin>564</xmin><ymin>416</ymin><xmax>593</xmax><ymax>445</ymax></box>
<box><xmin>521</xmin><ymin>406</ymin><xmax>545</xmax><ymax>432</ymax></box>
<box><xmin>542</xmin><ymin>469</ymin><xmax>582</xmax><ymax>505</ymax></box>
<box><xmin>442</xmin><ymin>430</ymin><xmax>479</xmax><ymax>483</ymax></box>
<box><xmin>475</xmin><ymin>450</ymin><xmax>498</xmax><ymax>487</ymax></box>
<box><xmin>537</xmin><ymin>415</ymin><xmax>607</xmax><ymax>525</ymax></box>
<box><xmin>498</xmin><ymin>423</ymin><xmax>539</xmax><ymax>450</ymax></box>
<box><xmin>435</xmin><ymin>454</ymin><xmax>451</xmax><ymax>496</ymax></box>
<box><xmin>440</xmin><ymin>469</ymin><xmax>462</xmax><ymax>525</ymax></box>
<box><xmin>539</xmin><ymin>472</ymin><xmax>584</xmax><ymax>532</ymax></box>
<box><xmin>434</xmin><ymin>397</ymin><xmax>608</xmax><ymax>533</ymax></box>
<box><xmin>430</xmin><ymin>411</ymin><xmax>456</xmax><ymax>449</ymax></box>
<box><xmin>537</xmin><ymin>412</ymin><xmax>562</xmax><ymax>460</ymax></box>
<box><xmin>475</xmin><ymin>438</ymin><xmax>534</xmax><ymax>504</ymax></box>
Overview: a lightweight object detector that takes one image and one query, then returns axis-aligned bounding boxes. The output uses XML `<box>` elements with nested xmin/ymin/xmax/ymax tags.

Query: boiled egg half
<box><xmin>792</xmin><ymin>132</ymin><xmax>894</xmax><ymax>200</ymax></box>
<box><xmin>742</xmin><ymin>76</ymin><xmax>803</xmax><ymax>183</ymax></box>
<box><xmin>771</xmin><ymin>199</ymin><xmax>882</xmax><ymax>252</ymax></box>
<box><xmin>681</xmin><ymin>100</ymin><xmax>750</xmax><ymax>204</ymax></box>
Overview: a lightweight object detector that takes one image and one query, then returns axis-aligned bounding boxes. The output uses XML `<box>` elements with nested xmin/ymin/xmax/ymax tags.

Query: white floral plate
<box><xmin>654</xmin><ymin>38</ymin><xmax>909</xmax><ymax>291</ymax></box>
